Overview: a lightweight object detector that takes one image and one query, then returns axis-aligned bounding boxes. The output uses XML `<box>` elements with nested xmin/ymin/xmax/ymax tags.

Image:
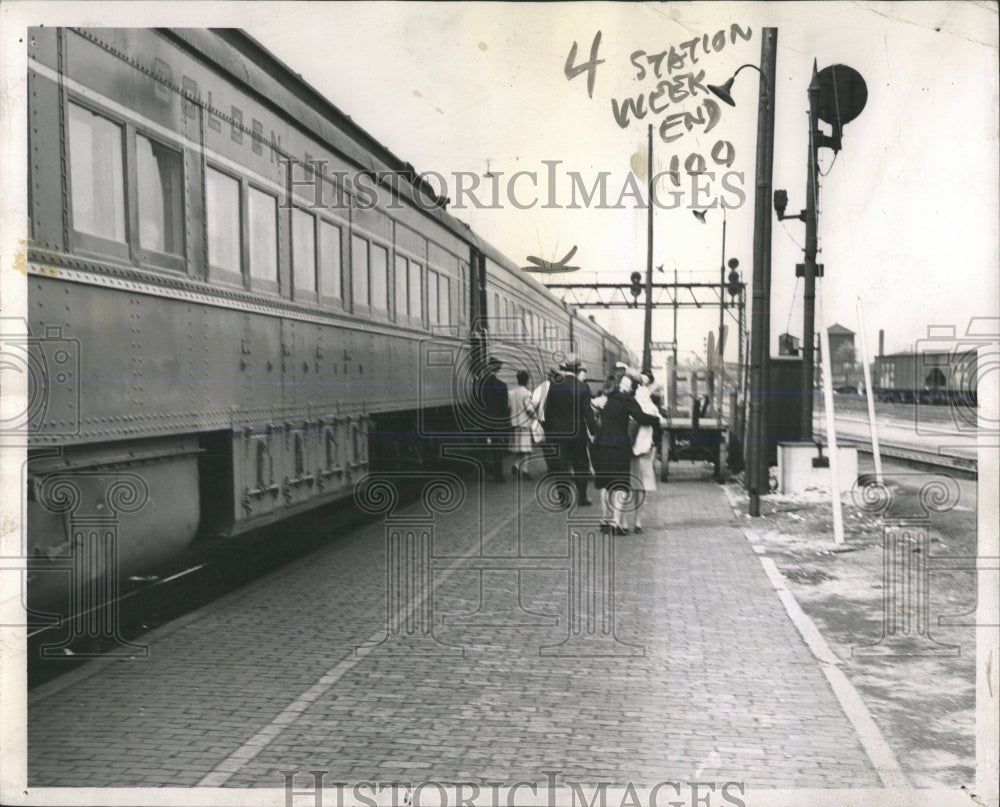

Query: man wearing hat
<box><xmin>543</xmin><ymin>353</ymin><xmax>596</xmax><ymax>506</ymax></box>
<box><xmin>476</xmin><ymin>356</ymin><xmax>510</xmax><ymax>482</ymax></box>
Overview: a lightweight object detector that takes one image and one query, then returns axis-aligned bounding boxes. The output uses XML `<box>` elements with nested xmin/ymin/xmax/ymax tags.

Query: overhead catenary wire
<box><xmin>785</xmin><ymin>276</ymin><xmax>801</xmax><ymax>338</ymax></box>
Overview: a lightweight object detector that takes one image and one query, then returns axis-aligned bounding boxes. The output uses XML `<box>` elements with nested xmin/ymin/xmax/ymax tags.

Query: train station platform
<box><xmin>27</xmin><ymin>458</ymin><xmax>889</xmax><ymax>793</ymax></box>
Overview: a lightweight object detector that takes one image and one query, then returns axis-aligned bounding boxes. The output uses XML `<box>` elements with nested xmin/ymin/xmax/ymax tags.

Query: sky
<box><xmin>2</xmin><ymin>1</ymin><xmax>998</xmax><ymax>368</ymax></box>
<box><xmin>241</xmin><ymin>1</ymin><xmax>999</xmax><ymax>366</ymax></box>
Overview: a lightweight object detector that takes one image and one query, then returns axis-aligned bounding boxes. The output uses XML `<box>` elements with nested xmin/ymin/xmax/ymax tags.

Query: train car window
<box><xmin>256</xmin><ymin>442</ymin><xmax>270</xmax><ymax>487</ymax></box>
<box><xmin>319</xmin><ymin>220</ymin><xmax>342</xmax><ymax>304</ymax></box>
<box><xmin>439</xmin><ymin>274</ymin><xmax>450</xmax><ymax>327</ymax></box>
<box><xmin>493</xmin><ymin>293</ymin><xmax>499</xmax><ymax>332</ymax></box>
<box><xmin>427</xmin><ymin>269</ymin><xmax>439</xmax><ymax>325</ymax></box>
<box><xmin>326</xmin><ymin>429</ymin><xmax>338</xmax><ymax>469</ymax></box>
<box><xmin>371</xmin><ymin>244</ymin><xmax>389</xmax><ymax>314</ymax></box>
<box><xmin>394</xmin><ymin>255</ymin><xmax>408</xmax><ymax>322</ymax></box>
<box><xmin>68</xmin><ymin>102</ymin><xmax>126</xmax><ymax>246</ymax></box>
<box><xmin>408</xmin><ymin>261</ymin><xmax>423</xmax><ymax>322</ymax></box>
<box><xmin>292</xmin><ymin>208</ymin><xmax>317</xmax><ymax>296</ymax></box>
<box><xmin>458</xmin><ymin>263</ymin><xmax>468</xmax><ymax>327</ymax></box>
<box><xmin>136</xmin><ymin>134</ymin><xmax>183</xmax><ymax>257</ymax></box>
<box><xmin>351</xmin><ymin>235</ymin><xmax>370</xmax><ymax>312</ymax></box>
<box><xmin>294</xmin><ymin>433</ymin><xmax>305</xmax><ymax>476</ymax></box>
<box><xmin>206</xmin><ymin>166</ymin><xmax>242</xmax><ymax>278</ymax></box>
<box><xmin>248</xmin><ymin>187</ymin><xmax>278</xmax><ymax>287</ymax></box>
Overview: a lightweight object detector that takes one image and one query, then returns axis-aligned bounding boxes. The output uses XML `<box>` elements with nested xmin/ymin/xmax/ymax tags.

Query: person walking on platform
<box><xmin>627</xmin><ymin>370</ymin><xmax>662</xmax><ymax>533</ymax></box>
<box><xmin>575</xmin><ymin>363</ymin><xmax>596</xmax><ymax>479</ymax></box>
<box><xmin>543</xmin><ymin>354</ymin><xmax>596</xmax><ymax>506</ymax></box>
<box><xmin>477</xmin><ymin>356</ymin><xmax>510</xmax><ymax>482</ymax></box>
<box><xmin>508</xmin><ymin>370</ymin><xmax>535</xmax><ymax>479</ymax></box>
<box><xmin>589</xmin><ymin>370</ymin><xmax>618</xmax><ymax>524</ymax></box>
<box><xmin>592</xmin><ymin>371</ymin><xmax>659</xmax><ymax>534</ymax></box>
<box><xmin>531</xmin><ymin>365</ymin><xmax>561</xmax><ymax>471</ymax></box>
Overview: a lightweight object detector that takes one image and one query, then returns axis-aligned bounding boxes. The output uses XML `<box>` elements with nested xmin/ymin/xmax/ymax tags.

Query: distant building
<box><xmin>826</xmin><ymin>323</ymin><xmax>859</xmax><ymax>391</ymax></box>
<box><xmin>827</xmin><ymin>323</ymin><xmax>855</xmax><ymax>362</ymax></box>
<box><xmin>778</xmin><ymin>333</ymin><xmax>800</xmax><ymax>356</ymax></box>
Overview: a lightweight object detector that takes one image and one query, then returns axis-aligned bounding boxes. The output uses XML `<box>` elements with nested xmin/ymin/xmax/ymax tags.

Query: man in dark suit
<box><xmin>477</xmin><ymin>356</ymin><xmax>510</xmax><ymax>482</ymax></box>
<box><xmin>543</xmin><ymin>353</ymin><xmax>597</xmax><ymax>506</ymax></box>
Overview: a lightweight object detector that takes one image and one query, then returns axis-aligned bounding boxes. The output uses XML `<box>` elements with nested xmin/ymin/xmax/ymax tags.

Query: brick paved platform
<box><xmin>28</xmin><ymin>457</ymin><xmax>884</xmax><ymax>791</ymax></box>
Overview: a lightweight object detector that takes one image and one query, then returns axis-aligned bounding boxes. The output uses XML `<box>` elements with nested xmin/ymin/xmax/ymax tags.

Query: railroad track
<box><xmin>815</xmin><ymin>425</ymin><xmax>978</xmax><ymax>477</ymax></box>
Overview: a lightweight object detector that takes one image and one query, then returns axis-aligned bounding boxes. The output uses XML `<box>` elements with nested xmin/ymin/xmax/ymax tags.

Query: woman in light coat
<box><xmin>508</xmin><ymin>370</ymin><xmax>535</xmax><ymax>479</ymax></box>
<box><xmin>627</xmin><ymin>371</ymin><xmax>661</xmax><ymax>533</ymax></box>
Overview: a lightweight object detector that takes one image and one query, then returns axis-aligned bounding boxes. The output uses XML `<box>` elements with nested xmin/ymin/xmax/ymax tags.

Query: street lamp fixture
<box><xmin>707</xmin><ymin>63</ymin><xmax>765</xmax><ymax>106</ymax></box>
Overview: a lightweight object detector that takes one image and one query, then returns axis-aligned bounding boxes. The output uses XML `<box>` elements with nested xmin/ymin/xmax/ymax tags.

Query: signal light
<box><xmin>774</xmin><ymin>189</ymin><xmax>788</xmax><ymax>218</ymax></box>
<box><xmin>630</xmin><ymin>271</ymin><xmax>642</xmax><ymax>299</ymax></box>
<box><xmin>727</xmin><ymin>264</ymin><xmax>741</xmax><ymax>299</ymax></box>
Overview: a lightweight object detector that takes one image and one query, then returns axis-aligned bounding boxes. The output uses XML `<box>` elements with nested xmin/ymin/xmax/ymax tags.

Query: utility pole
<box><xmin>746</xmin><ymin>28</ymin><xmax>777</xmax><ymax>517</ymax></box>
<box><xmin>671</xmin><ymin>266</ymin><xmax>679</xmax><ymax>410</ymax></box>
<box><xmin>718</xmin><ymin>209</ymin><xmax>727</xmax><ymax>421</ymax></box>
<box><xmin>642</xmin><ymin>123</ymin><xmax>654</xmax><ymax>372</ymax></box>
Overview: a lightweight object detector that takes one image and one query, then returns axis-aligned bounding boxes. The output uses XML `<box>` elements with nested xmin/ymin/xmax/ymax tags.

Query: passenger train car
<box><xmin>22</xmin><ymin>28</ymin><xmax>634</xmax><ymax>615</ymax></box>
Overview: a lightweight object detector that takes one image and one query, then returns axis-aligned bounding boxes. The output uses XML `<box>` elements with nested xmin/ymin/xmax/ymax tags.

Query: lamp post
<box><xmin>708</xmin><ymin>27</ymin><xmax>777</xmax><ymax>517</ymax></box>
<box><xmin>642</xmin><ymin>123</ymin><xmax>654</xmax><ymax>373</ymax></box>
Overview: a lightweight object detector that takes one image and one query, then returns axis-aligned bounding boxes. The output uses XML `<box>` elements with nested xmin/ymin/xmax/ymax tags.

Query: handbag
<box><xmin>530</xmin><ymin>418</ymin><xmax>545</xmax><ymax>444</ymax></box>
<box><xmin>632</xmin><ymin>424</ymin><xmax>654</xmax><ymax>455</ymax></box>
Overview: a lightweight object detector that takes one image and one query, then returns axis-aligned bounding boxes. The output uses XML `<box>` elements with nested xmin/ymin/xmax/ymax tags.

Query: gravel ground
<box><xmin>725</xmin><ymin>454</ymin><xmax>978</xmax><ymax>789</ymax></box>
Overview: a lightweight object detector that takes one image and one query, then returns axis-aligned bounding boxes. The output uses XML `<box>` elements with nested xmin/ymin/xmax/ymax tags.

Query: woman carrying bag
<box><xmin>508</xmin><ymin>370</ymin><xmax>536</xmax><ymax>479</ymax></box>
<box><xmin>627</xmin><ymin>370</ymin><xmax>661</xmax><ymax>533</ymax></box>
<box><xmin>591</xmin><ymin>370</ymin><xmax>659</xmax><ymax>535</ymax></box>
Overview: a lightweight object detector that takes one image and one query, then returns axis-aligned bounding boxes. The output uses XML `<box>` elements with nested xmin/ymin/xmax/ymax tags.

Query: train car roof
<box><xmin>877</xmin><ymin>350</ymin><xmax>963</xmax><ymax>359</ymax></box>
<box><xmin>161</xmin><ymin>28</ymin><xmax>623</xmax><ymax>346</ymax></box>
